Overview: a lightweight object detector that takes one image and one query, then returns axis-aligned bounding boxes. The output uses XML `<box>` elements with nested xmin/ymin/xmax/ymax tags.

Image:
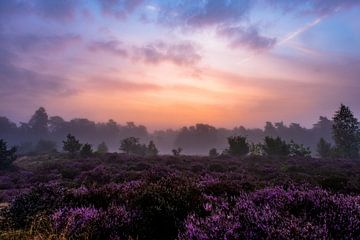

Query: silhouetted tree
<box><xmin>120</xmin><ymin>137</ymin><xmax>146</xmax><ymax>156</ymax></box>
<box><xmin>28</xmin><ymin>107</ymin><xmax>49</xmax><ymax>138</ymax></box>
<box><xmin>209</xmin><ymin>148</ymin><xmax>219</xmax><ymax>158</ymax></box>
<box><xmin>35</xmin><ymin>140</ymin><xmax>57</xmax><ymax>154</ymax></box>
<box><xmin>63</xmin><ymin>134</ymin><xmax>82</xmax><ymax>157</ymax></box>
<box><xmin>0</xmin><ymin>139</ymin><xmax>17</xmax><ymax>168</ymax></box>
<box><xmin>97</xmin><ymin>142</ymin><xmax>108</xmax><ymax>154</ymax></box>
<box><xmin>227</xmin><ymin>136</ymin><xmax>249</xmax><ymax>157</ymax></box>
<box><xmin>146</xmin><ymin>140</ymin><xmax>158</xmax><ymax>157</ymax></box>
<box><xmin>262</xmin><ymin>136</ymin><xmax>290</xmax><ymax>157</ymax></box>
<box><xmin>289</xmin><ymin>140</ymin><xmax>311</xmax><ymax>157</ymax></box>
<box><xmin>317</xmin><ymin>138</ymin><xmax>332</xmax><ymax>158</ymax></box>
<box><xmin>80</xmin><ymin>143</ymin><xmax>93</xmax><ymax>157</ymax></box>
<box><xmin>172</xmin><ymin>147</ymin><xmax>183</xmax><ymax>156</ymax></box>
<box><xmin>332</xmin><ymin>104</ymin><xmax>360</xmax><ymax>159</ymax></box>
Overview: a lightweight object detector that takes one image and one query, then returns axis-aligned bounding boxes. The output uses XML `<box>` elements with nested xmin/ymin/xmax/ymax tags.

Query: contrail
<box><xmin>278</xmin><ymin>17</ymin><xmax>324</xmax><ymax>45</ymax></box>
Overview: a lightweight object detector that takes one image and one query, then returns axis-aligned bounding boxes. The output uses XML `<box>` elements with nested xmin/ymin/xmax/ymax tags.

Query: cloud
<box><xmin>98</xmin><ymin>0</ymin><xmax>145</xmax><ymax>19</ymax></box>
<box><xmin>88</xmin><ymin>39</ymin><xmax>201</xmax><ymax>66</ymax></box>
<box><xmin>268</xmin><ymin>0</ymin><xmax>360</xmax><ymax>16</ymax></box>
<box><xmin>157</xmin><ymin>0</ymin><xmax>252</xmax><ymax>28</ymax></box>
<box><xmin>133</xmin><ymin>41</ymin><xmax>201</xmax><ymax>66</ymax></box>
<box><xmin>12</xmin><ymin>34</ymin><xmax>81</xmax><ymax>52</ymax></box>
<box><xmin>0</xmin><ymin>0</ymin><xmax>80</xmax><ymax>22</ymax></box>
<box><xmin>218</xmin><ymin>26</ymin><xmax>276</xmax><ymax>51</ymax></box>
<box><xmin>34</xmin><ymin>0</ymin><xmax>78</xmax><ymax>21</ymax></box>
<box><xmin>86</xmin><ymin>77</ymin><xmax>162</xmax><ymax>92</ymax></box>
<box><xmin>0</xmin><ymin>62</ymin><xmax>76</xmax><ymax>98</ymax></box>
<box><xmin>88</xmin><ymin>40</ymin><xmax>128</xmax><ymax>57</ymax></box>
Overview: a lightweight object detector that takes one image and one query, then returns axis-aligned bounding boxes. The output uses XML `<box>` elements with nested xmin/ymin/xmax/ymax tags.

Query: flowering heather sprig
<box><xmin>180</xmin><ymin>187</ymin><xmax>360</xmax><ymax>240</ymax></box>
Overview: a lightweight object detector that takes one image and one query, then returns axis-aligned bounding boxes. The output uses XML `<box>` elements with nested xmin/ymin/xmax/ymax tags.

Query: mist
<box><xmin>0</xmin><ymin>107</ymin><xmax>335</xmax><ymax>155</ymax></box>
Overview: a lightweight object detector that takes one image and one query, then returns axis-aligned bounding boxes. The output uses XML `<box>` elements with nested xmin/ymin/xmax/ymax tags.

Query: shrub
<box><xmin>146</xmin><ymin>140</ymin><xmax>159</xmax><ymax>157</ymax></box>
<box><xmin>172</xmin><ymin>147</ymin><xmax>183</xmax><ymax>156</ymax></box>
<box><xmin>262</xmin><ymin>136</ymin><xmax>290</xmax><ymax>157</ymax></box>
<box><xmin>63</xmin><ymin>134</ymin><xmax>82</xmax><ymax>157</ymax></box>
<box><xmin>0</xmin><ymin>139</ymin><xmax>17</xmax><ymax>169</ymax></box>
<box><xmin>80</xmin><ymin>143</ymin><xmax>93</xmax><ymax>158</ymax></box>
<box><xmin>289</xmin><ymin>140</ymin><xmax>311</xmax><ymax>157</ymax></box>
<box><xmin>96</xmin><ymin>141</ymin><xmax>108</xmax><ymax>154</ymax></box>
<box><xmin>6</xmin><ymin>185</ymin><xmax>65</xmax><ymax>228</ymax></box>
<box><xmin>317</xmin><ymin>138</ymin><xmax>332</xmax><ymax>158</ymax></box>
<box><xmin>120</xmin><ymin>137</ymin><xmax>147</xmax><ymax>156</ymax></box>
<box><xmin>209</xmin><ymin>148</ymin><xmax>219</xmax><ymax>158</ymax></box>
<box><xmin>227</xmin><ymin>136</ymin><xmax>250</xmax><ymax>157</ymax></box>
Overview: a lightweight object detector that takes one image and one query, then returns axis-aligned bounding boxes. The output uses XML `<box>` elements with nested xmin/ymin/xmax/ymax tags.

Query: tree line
<box><xmin>0</xmin><ymin>104</ymin><xmax>359</xmax><ymax>157</ymax></box>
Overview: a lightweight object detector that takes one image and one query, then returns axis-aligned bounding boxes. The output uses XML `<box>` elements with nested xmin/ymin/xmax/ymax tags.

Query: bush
<box><xmin>227</xmin><ymin>136</ymin><xmax>250</xmax><ymax>157</ymax></box>
<box><xmin>172</xmin><ymin>147</ymin><xmax>183</xmax><ymax>156</ymax></box>
<box><xmin>0</xmin><ymin>139</ymin><xmax>17</xmax><ymax>169</ymax></box>
<box><xmin>96</xmin><ymin>142</ymin><xmax>108</xmax><ymax>154</ymax></box>
<box><xmin>6</xmin><ymin>185</ymin><xmax>65</xmax><ymax>228</ymax></box>
<box><xmin>120</xmin><ymin>137</ymin><xmax>147</xmax><ymax>156</ymax></box>
<box><xmin>80</xmin><ymin>143</ymin><xmax>93</xmax><ymax>158</ymax></box>
<box><xmin>209</xmin><ymin>148</ymin><xmax>219</xmax><ymax>158</ymax></box>
<box><xmin>63</xmin><ymin>134</ymin><xmax>82</xmax><ymax>157</ymax></box>
<box><xmin>317</xmin><ymin>138</ymin><xmax>332</xmax><ymax>158</ymax></box>
<box><xmin>262</xmin><ymin>136</ymin><xmax>290</xmax><ymax>157</ymax></box>
<box><xmin>289</xmin><ymin>140</ymin><xmax>311</xmax><ymax>157</ymax></box>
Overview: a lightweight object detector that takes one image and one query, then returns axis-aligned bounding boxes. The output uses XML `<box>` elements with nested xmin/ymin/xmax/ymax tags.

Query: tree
<box><xmin>63</xmin><ymin>134</ymin><xmax>82</xmax><ymax>157</ymax></box>
<box><xmin>209</xmin><ymin>148</ymin><xmax>219</xmax><ymax>158</ymax></box>
<box><xmin>28</xmin><ymin>107</ymin><xmax>49</xmax><ymax>137</ymax></box>
<box><xmin>227</xmin><ymin>136</ymin><xmax>249</xmax><ymax>157</ymax></box>
<box><xmin>262</xmin><ymin>136</ymin><xmax>290</xmax><ymax>157</ymax></box>
<box><xmin>172</xmin><ymin>147</ymin><xmax>183</xmax><ymax>156</ymax></box>
<box><xmin>97</xmin><ymin>142</ymin><xmax>108</xmax><ymax>154</ymax></box>
<box><xmin>289</xmin><ymin>140</ymin><xmax>311</xmax><ymax>157</ymax></box>
<box><xmin>146</xmin><ymin>140</ymin><xmax>159</xmax><ymax>157</ymax></box>
<box><xmin>80</xmin><ymin>143</ymin><xmax>93</xmax><ymax>158</ymax></box>
<box><xmin>332</xmin><ymin>104</ymin><xmax>360</xmax><ymax>159</ymax></box>
<box><xmin>0</xmin><ymin>139</ymin><xmax>17</xmax><ymax>168</ymax></box>
<box><xmin>317</xmin><ymin>138</ymin><xmax>332</xmax><ymax>158</ymax></box>
<box><xmin>120</xmin><ymin>137</ymin><xmax>146</xmax><ymax>156</ymax></box>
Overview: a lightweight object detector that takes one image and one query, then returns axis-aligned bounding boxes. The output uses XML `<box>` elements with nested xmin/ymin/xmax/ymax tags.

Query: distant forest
<box><xmin>0</xmin><ymin>107</ymin><xmax>333</xmax><ymax>155</ymax></box>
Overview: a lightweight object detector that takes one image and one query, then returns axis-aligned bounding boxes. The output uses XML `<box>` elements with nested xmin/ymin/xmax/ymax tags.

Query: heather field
<box><xmin>0</xmin><ymin>154</ymin><xmax>359</xmax><ymax>239</ymax></box>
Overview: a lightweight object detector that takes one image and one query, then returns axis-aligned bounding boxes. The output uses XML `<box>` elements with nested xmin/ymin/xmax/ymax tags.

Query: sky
<box><xmin>0</xmin><ymin>0</ymin><xmax>359</xmax><ymax>130</ymax></box>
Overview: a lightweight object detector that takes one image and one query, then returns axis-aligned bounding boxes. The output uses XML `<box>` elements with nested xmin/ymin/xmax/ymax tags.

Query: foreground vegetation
<box><xmin>0</xmin><ymin>153</ymin><xmax>359</xmax><ymax>239</ymax></box>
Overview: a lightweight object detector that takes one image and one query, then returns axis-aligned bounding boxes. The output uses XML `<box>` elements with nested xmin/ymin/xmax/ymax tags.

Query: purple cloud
<box><xmin>218</xmin><ymin>26</ymin><xmax>276</xmax><ymax>51</ymax></box>
<box><xmin>268</xmin><ymin>0</ymin><xmax>360</xmax><ymax>16</ymax></box>
<box><xmin>13</xmin><ymin>34</ymin><xmax>81</xmax><ymax>52</ymax></box>
<box><xmin>34</xmin><ymin>0</ymin><xmax>78</xmax><ymax>21</ymax></box>
<box><xmin>98</xmin><ymin>0</ymin><xmax>145</xmax><ymax>19</ymax></box>
<box><xmin>88</xmin><ymin>40</ymin><xmax>128</xmax><ymax>57</ymax></box>
<box><xmin>0</xmin><ymin>62</ymin><xmax>76</xmax><ymax>98</ymax></box>
<box><xmin>157</xmin><ymin>0</ymin><xmax>251</xmax><ymax>28</ymax></box>
<box><xmin>133</xmin><ymin>41</ymin><xmax>201</xmax><ymax>66</ymax></box>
